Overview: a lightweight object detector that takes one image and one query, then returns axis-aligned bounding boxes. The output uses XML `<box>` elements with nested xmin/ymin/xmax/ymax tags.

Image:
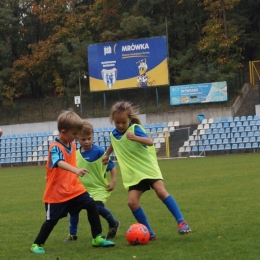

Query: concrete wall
<box><xmin>146</xmin><ymin>107</ymin><xmax>233</xmax><ymax>126</ymax></box>
<box><xmin>0</xmin><ymin>107</ymin><xmax>234</xmax><ymax>136</ymax></box>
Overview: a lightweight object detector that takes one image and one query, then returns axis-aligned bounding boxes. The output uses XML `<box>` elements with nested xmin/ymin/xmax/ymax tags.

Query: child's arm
<box><xmin>102</xmin><ymin>144</ymin><xmax>114</xmax><ymax>165</ymax></box>
<box><xmin>57</xmin><ymin>160</ymin><xmax>89</xmax><ymax>177</ymax></box>
<box><xmin>107</xmin><ymin>167</ymin><xmax>116</xmax><ymax>191</ymax></box>
<box><xmin>126</xmin><ymin>132</ymin><xmax>154</xmax><ymax>146</ymax></box>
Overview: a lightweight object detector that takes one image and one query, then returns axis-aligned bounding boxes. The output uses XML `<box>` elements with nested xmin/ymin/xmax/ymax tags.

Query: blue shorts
<box><xmin>45</xmin><ymin>192</ymin><xmax>94</xmax><ymax>220</ymax></box>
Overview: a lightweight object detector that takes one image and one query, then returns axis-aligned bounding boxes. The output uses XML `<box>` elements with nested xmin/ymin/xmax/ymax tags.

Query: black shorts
<box><xmin>128</xmin><ymin>179</ymin><xmax>162</xmax><ymax>192</ymax></box>
<box><xmin>45</xmin><ymin>192</ymin><xmax>94</xmax><ymax>220</ymax></box>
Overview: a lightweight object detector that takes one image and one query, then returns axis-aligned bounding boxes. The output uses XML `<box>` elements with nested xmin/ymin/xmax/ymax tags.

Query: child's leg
<box><xmin>152</xmin><ymin>180</ymin><xmax>184</xmax><ymax>223</ymax></box>
<box><xmin>84</xmin><ymin>199</ymin><xmax>103</xmax><ymax>238</ymax></box>
<box><xmin>34</xmin><ymin>219</ymin><xmax>59</xmax><ymax>245</ymax></box>
<box><xmin>153</xmin><ymin>180</ymin><xmax>191</xmax><ymax>234</ymax></box>
<box><xmin>69</xmin><ymin>214</ymin><xmax>79</xmax><ymax>235</ymax></box>
<box><xmin>96</xmin><ymin>203</ymin><xmax>117</xmax><ymax>227</ymax></box>
<box><xmin>96</xmin><ymin>202</ymin><xmax>120</xmax><ymax>239</ymax></box>
<box><xmin>128</xmin><ymin>190</ymin><xmax>155</xmax><ymax>238</ymax></box>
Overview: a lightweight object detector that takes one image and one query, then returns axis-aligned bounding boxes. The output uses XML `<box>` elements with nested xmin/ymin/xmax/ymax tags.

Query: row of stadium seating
<box><xmin>179</xmin><ymin>115</ymin><xmax>260</xmax><ymax>156</ymax></box>
<box><xmin>0</xmin><ymin>121</ymin><xmax>170</xmax><ymax>165</ymax></box>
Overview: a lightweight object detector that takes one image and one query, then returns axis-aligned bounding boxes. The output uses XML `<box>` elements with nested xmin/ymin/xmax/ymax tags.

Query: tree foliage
<box><xmin>0</xmin><ymin>0</ymin><xmax>260</xmax><ymax>104</ymax></box>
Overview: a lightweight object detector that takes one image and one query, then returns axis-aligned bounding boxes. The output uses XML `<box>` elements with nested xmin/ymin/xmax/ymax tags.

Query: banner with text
<box><xmin>170</xmin><ymin>81</ymin><xmax>228</xmax><ymax>105</ymax></box>
<box><xmin>88</xmin><ymin>36</ymin><xmax>169</xmax><ymax>92</ymax></box>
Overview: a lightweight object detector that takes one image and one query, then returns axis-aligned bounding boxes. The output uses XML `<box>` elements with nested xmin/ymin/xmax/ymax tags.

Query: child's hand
<box><xmin>107</xmin><ymin>181</ymin><xmax>116</xmax><ymax>191</ymax></box>
<box><xmin>102</xmin><ymin>154</ymin><xmax>109</xmax><ymax>165</ymax></box>
<box><xmin>126</xmin><ymin>132</ymin><xmax>136</xmax><ymax>141</ymax></box>
<box><xmin>76</xmin><ymin>168</ymin><xmax>89</xmax><ymax>177</ymax></box>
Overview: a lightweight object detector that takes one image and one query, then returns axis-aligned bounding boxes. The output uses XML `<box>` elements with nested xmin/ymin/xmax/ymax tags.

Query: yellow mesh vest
<box><xmin>110</xmin><ymin>124</ymin><xmax>163</xmax><ymax>190</ymax></box>
<box><xmin>76</xmin><ymin>150</ymin><xmax>111</xmax><ymax>202</ymax></box>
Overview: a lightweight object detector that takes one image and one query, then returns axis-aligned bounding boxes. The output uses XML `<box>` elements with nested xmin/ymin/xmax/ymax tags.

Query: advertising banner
<box><xmin>88</xmin><ymin>36</ymin><xmax>169</xmax><ymax>92</ymax></box>
<box><xmin>170</xmin><ymin>81</ymin><xmax>228</xmax><ymax>105</ymax></box>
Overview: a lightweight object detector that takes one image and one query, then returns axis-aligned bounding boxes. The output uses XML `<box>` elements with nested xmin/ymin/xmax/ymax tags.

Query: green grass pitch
<box><xmin>0</xmin><ymin>154</ymin><xmax>259</xmax><ymax>260</ymax></box>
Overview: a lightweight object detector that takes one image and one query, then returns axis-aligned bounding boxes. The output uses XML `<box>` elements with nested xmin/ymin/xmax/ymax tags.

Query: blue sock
<box><xmin>163</xmin><ymin>195</ymin><xmax>184</xmax><ymax>224</ymax></box>
<box><xmin>132</xmin><ymin>207</ymin><xmax>155</xmax><ymax>237</ymax></box>
<box><xmin>97</xmin><ymin>204</ymin><xmax>117</xmax><ymax>227</ymax></box>
<box><xmin>69</xmin><ymin>214</ymin><xmax>79</xmax><ymax>235</ymax></box>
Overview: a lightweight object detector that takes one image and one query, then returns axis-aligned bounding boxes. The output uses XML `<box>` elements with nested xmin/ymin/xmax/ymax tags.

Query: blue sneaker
<box><xmin>178</xmin><ymin>221</ymin><xmax>191</xmax><ymax>235</ymax></box>
<box><xmin>92</xmin><ymin>235</ymin><xmax>115</xmax><ymax>247</ymax></box>
<box><xmin>31</xmin><ymin>244</ymin><xmax>45</xmax><ymax>254</ymax></box>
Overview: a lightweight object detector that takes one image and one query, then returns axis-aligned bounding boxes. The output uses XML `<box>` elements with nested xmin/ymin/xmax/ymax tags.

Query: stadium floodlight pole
<box><xmin>78</xmin><ymin>70</ymin><xmax>82</xmax><ymax>115</ymax></box>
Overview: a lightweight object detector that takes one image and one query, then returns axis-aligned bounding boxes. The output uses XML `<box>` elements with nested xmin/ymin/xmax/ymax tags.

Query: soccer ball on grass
<box><xmin>126</xmin><ymin>223</ymin><xmax>150</xmax><ymax>245</ymax></box>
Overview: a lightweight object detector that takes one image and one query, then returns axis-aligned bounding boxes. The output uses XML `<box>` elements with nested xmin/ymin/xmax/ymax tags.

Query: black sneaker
<box><xmin>106</xmin><ymin>220</ymin><xmax>120</xmax><ymax>239</ymax></box>
<box><xmin>63</xmin><ymin>234</ymin><xmax>78</xmax><ymax>243</ymax></box>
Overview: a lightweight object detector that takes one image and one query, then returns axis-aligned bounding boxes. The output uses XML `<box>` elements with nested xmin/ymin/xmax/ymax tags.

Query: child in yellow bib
<box><xmin>103</xmin><ymin>101</ymin><xmax>191</xmax><ymax>239</ymax></box>
<box><xmin>64</xmin><ymin>121</ymin><xmax>119</xmax><ymax>242</ymax></box>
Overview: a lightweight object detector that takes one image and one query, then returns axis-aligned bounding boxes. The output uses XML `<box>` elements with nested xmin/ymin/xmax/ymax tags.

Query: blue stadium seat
<box><xmin>232</xmin><ymin>143</ymin><xmax>238</xmax><ymax>149</ymax></box>
<box><xmin>254</xmin><ymin>115</ymin><xmax>259</xmax><ymax>120</ymax></box>
<box><xmin>245</xmin><ymin>126</ymin><xmax>251</xmax><ymax>132</ymax></box>
<box><xmin>218</xmin><ymin>128</ymin><xmax>224</xmax><ymax>134</ymax></box>
<box><xmin>223</xmin><ymin>138</ymin><xmax>229</xmax><ymax>144</ymax></box>
<box><xmin>216</xmin><ymin>123</ymin><xmax>222</xmax><ymax>128</ymax></box>
<box><xmin>210</xmin><ymin>139</ymin><xmax>216</xmax><ymax>145</ymax></box>
<box><xmin>231</xmin><ymin>127</ymin><xmax>238</xmax><ymax>133</ymax></box>
<box><xmin>254</xmin><ymin>131</ymin><xmax>260</xmax><ymax>137</ymax></box>
<box><xmin>218</xmin><ymin>144</ymin><xmax>224</xmax><ymax>150</ymax></box>
<box><xmin>243</xmin><ymin>121</ymin><xmax>249</xmax><ymax>127</ymax></box>
<box><xmin>221</xmin><ymin>133</ymin><xmax>226</xmax><ymax>139</ymax></box>
<box><xmin>240</xmin><ymin>132</ymin><xmax>246</xmax><ymax>138</ymax></box>
<box><xmin>223</xmin><ymin>122</ymin><xmax>229</xmax><ymax>128</ymax></box>
<box><xmin>247</xmin><ymin>115</ymin><xmax>253</xmax><ymax>120</ymax></box>
<box><xmin>234</xmin><ymin>117</ymin><xmax>240</xmax><ymax>122</ymax></box>
<box><xmin>236</xmin><ymin>121</ymin><xmax>242</xmax><ymax>127</ymax></box>
<box><xmin>240</xmin><ymin>116</ymin><xmax>246</xmax><ymax>121</ymax></box>
<box><xmin>211</xmin><ymin>145</ymin><xmax>218</xmax><ymax>150</ymax></box>
<box><xmin>238</xmin><ymin>143</ymin><xmax>244</xmax><ymax>149</ymax></box>
<box><xmin>191</xmin><ymin>146</ymin><xmax>198</xmax><ymax>152</ymax></box>
<box><xmin>144</xmin><ymin>123</ymin><xmax>149</xmax><ymax>129</ymax></box>
<box><xmin>162</xmin><ymin>122</ymin><xmax>167</xmax><ymax>127</ymax></box>
<box><xmin>249</xmin><ymin>136</ymin><xmax>256</xmax><ymax>142</ymax></box>
<box><xmin>149</xmin><ymin>123</ymin><xmax>155</xmax><ymax>128</ymax></box>
<box><xmin>205</xmin><ymin>129</ymin><xmax>212</xmax><ymax>134</ymax></box>
<box><xmin>212</xmin><ymin>128</ymin><xmax>218</xmax><ymax>134</ymax></box>
<box><xmin>208</xmin><ymin>134</ymin><xmax>213</xmax><ymax>140</ymax></box>
<box><xmin>238</xmin><ymin>126</ymin><xmax>244</xmax><ymax>132</ymax></box>
<box><xmin>216</xmin><ymin>139</ymin><xmax>222</xmax><ymax>145</ymax></box>
<box><xmin>247</xmin><ymin>131</ymin><xmax>253</xmax><ymax>137</ymax></box>
<box><xmin>256</xmin><ymin>120</ymin><xmax>260</xmax><ymax>126</ymax></box>
<box><xmin>252</xmin><ymin>142</ymin><xmax>258</xmax><ymax>148</ymax></box>
<box><xmin>249</xmin><ymin>120</ymin><xmax>255</xmax><ymax>126</ymax></box>
<box><xmin>210</xmin><ymin>123</ymin><xmax>216</xmax><ymax>129</ymax></box>
<box><xmin>205</xmin><ymin>145</ymin><xmax>211</xmax><ymax>151</ymax></box>
<box><xmin>203</xmin><ymin>140</ymin><xmax>209</xmax><ymax>145</ymax></box>
<box><xmin>155</xmin><ymin>122</ymin><xmax>161</xmax><ymax>128</ymax></box>
<box><xmin>243</xmin><ymin>137</ymin><xmax>249</xmax><ymax>143</ymax></box>
<box><xmin>227</xmin><ymin>117</ymin><xmax>233</xmax><ymax>122</ymax></box>
<box><xmin>236</xmin><ymin>137</ymin><xmax>242</xmax><ymax>143</ymax></box>
<box><xmin>225</xmin><ymin>127</ymin><xmax>231</xmax><ymax>133</ymax></box>
<box><xmin>245</xmin><ymin>143</ymin><xmax>251</xmax><ymax>149</ymax></box>
<box><xmin>225</xmin><ymin>144</ymin><xmax>231</xmax><ymax>150</ymax></box>
<box><xmin>252</xmin><ymin>125</ymin><xmax>258</xmax><ymax>132</ymax></box>
<box><xmin>221</xmin><ymin>117</ymin><xmax>227</xmax><ymax>123</ymax></box>
<box><xmin>214</xmin><ymin>118</ymin><xmax>220</xmax><ymax>123</ymax></box>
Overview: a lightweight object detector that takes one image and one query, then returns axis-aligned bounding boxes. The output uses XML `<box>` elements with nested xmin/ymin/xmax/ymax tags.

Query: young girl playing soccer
<box><xmin>102</xmin><ymin>101</ymin><xmax>191</xmax><ymax>240</ymax></box>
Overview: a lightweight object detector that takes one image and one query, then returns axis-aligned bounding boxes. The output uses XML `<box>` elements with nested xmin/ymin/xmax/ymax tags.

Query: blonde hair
<box><xmin>78</xmin><ymin>121</ymin><xmax>94</xmax><ymax>136</ymax></box>
<box><xmin>57</xmin><ymin>110</ymin><xmax>83</xmax><ymax>132</ymax></box>
<box><xmin>109</xmin><ymin>101</ymin><xmax>141</xmax><ymax>124</ymax></box>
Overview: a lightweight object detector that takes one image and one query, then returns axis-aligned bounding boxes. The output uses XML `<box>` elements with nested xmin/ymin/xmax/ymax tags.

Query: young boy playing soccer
<box><xmin>30</xmin><ymin>111</ymin><xmax>115</xmax><ymax>254</ymax></box>
<box><xmin>64</xmin><ymin>121</ymin><xmax>119</xmax><ymax>241</ymax></box>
